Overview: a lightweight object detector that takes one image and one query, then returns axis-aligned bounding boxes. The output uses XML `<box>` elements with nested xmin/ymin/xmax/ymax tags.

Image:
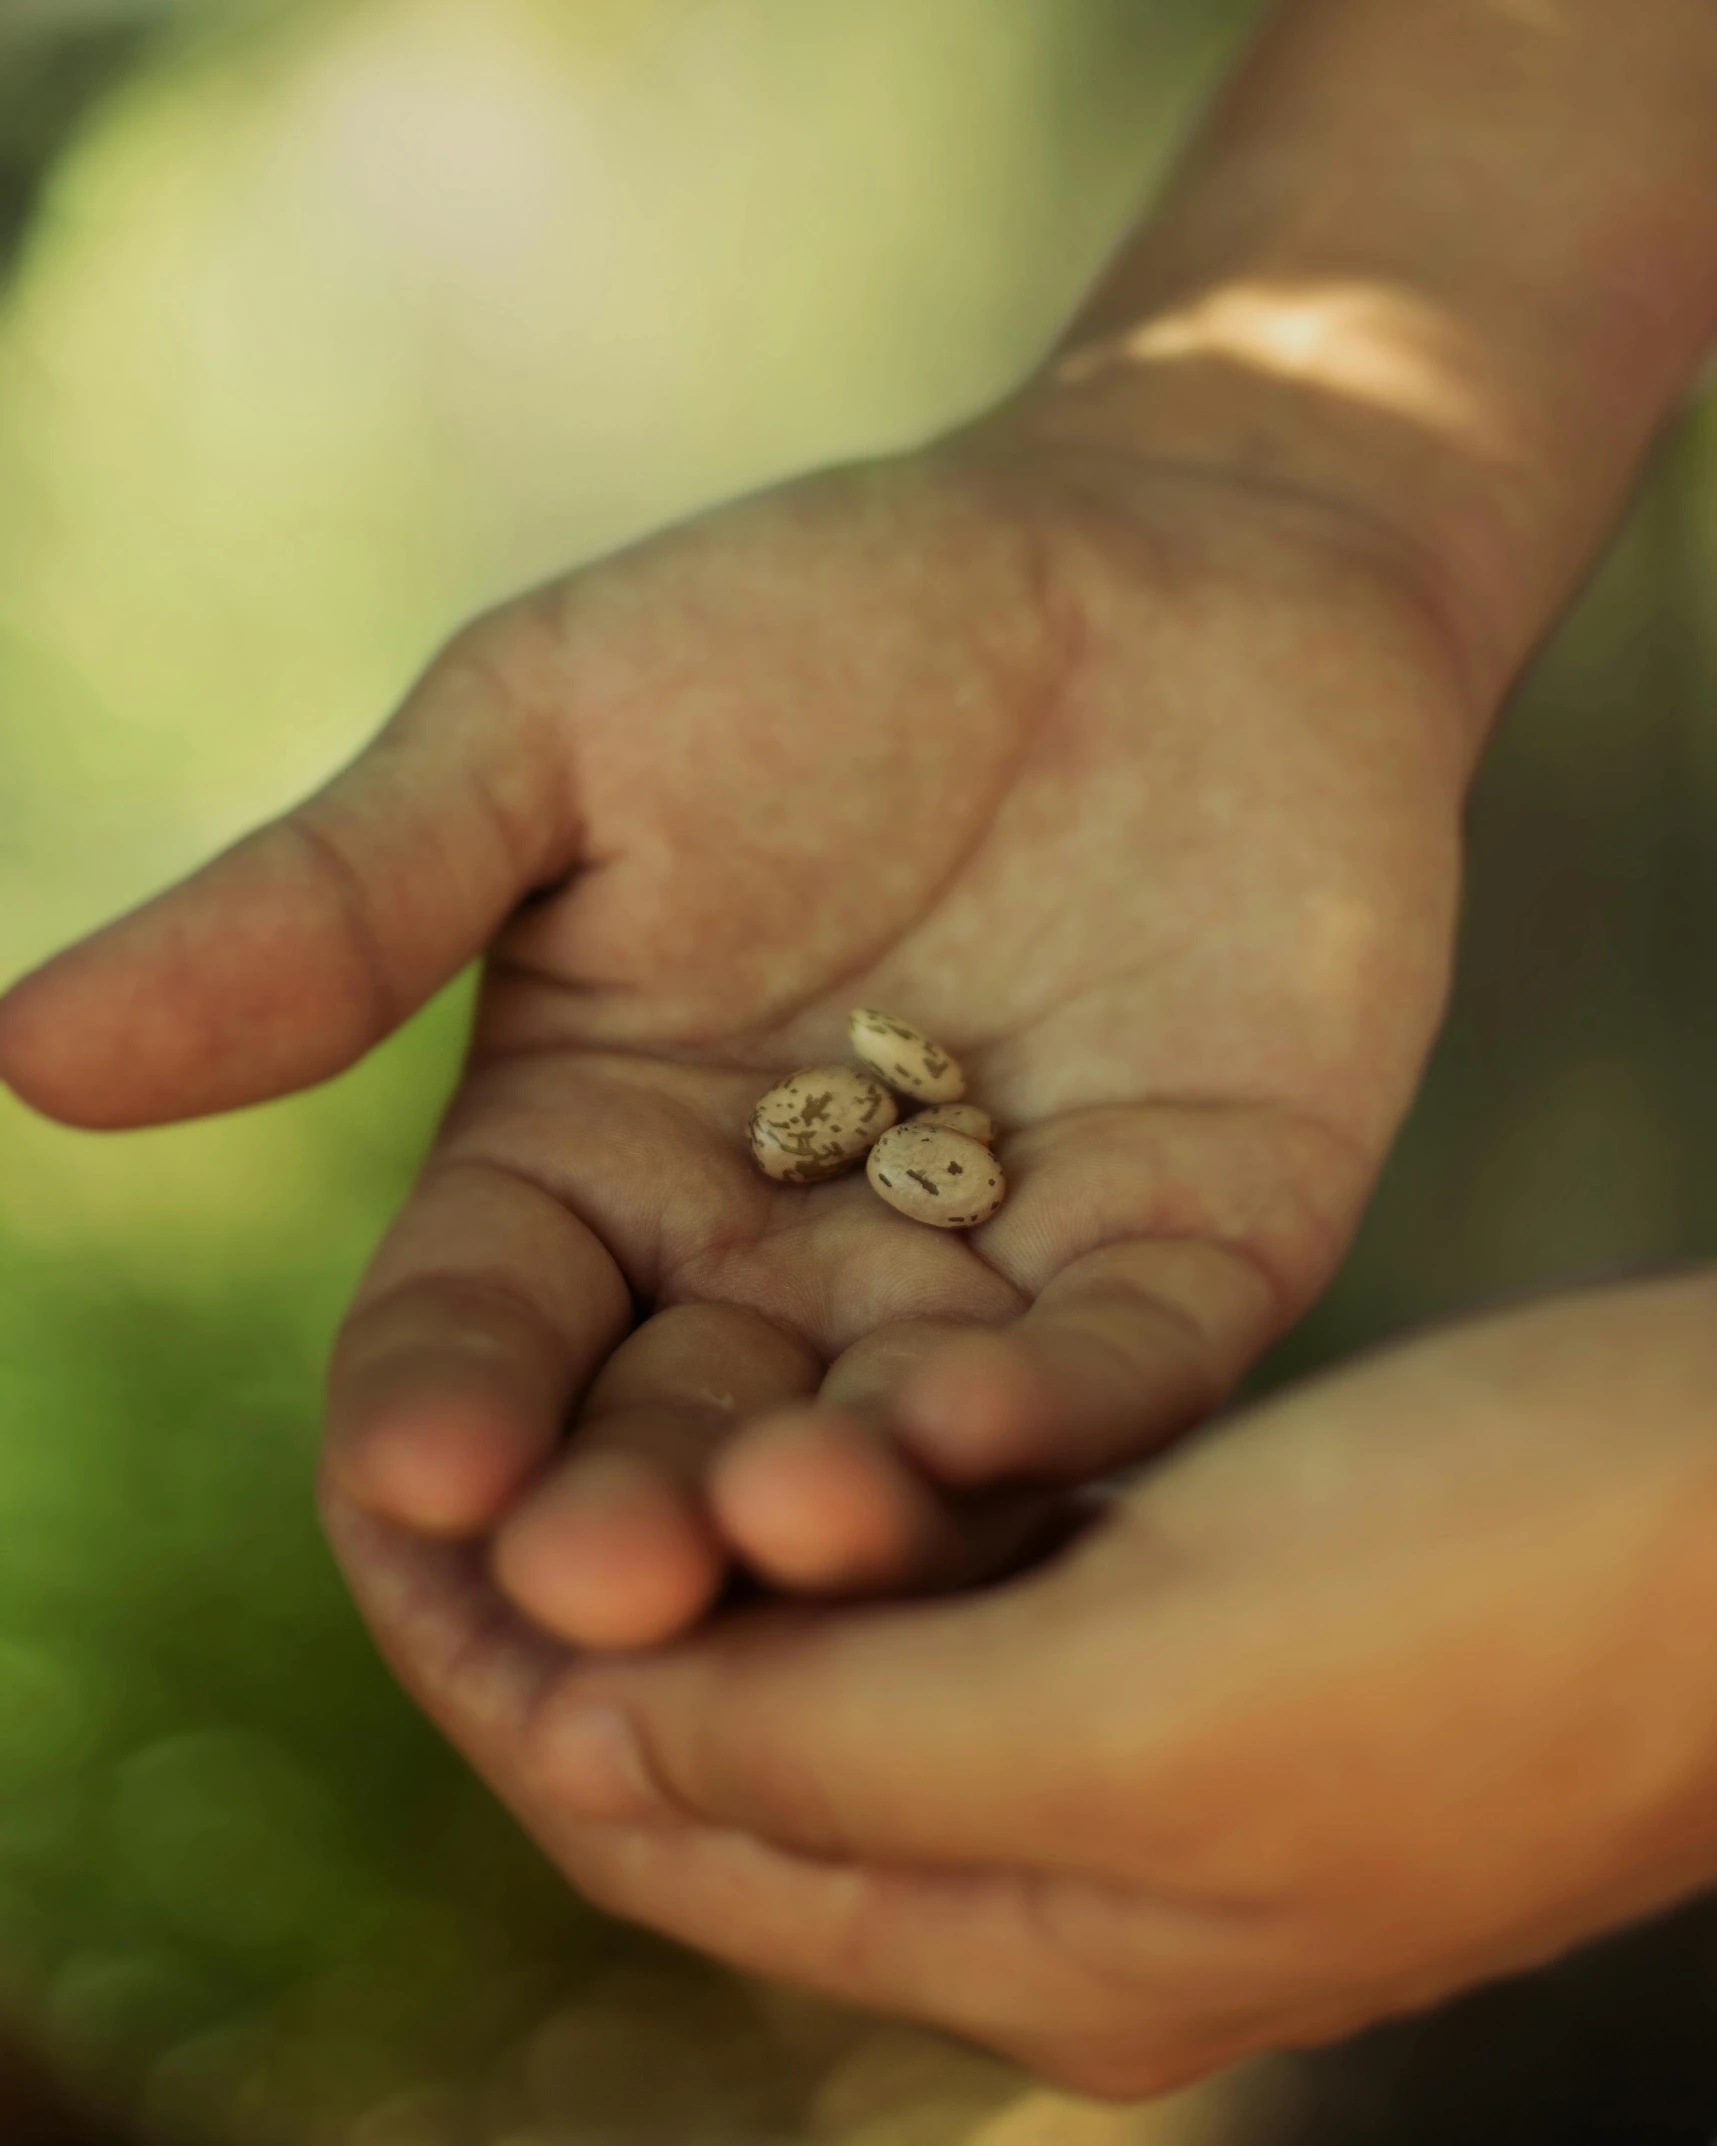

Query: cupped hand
<box><xmin>321</xmin><ymin>1272</ymin><xmax>1717</xmax><ymax>2099</ymax></box>
<box><xmin>0</xmin><ymin>421</ymin><xmax>1469</xmax><ymax>1646</ymax></box>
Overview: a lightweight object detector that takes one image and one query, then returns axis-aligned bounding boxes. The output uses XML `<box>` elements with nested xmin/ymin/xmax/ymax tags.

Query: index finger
<box><xmin>326</xmin><ymin>1153</ymin><xmax>633</xmax><ymax>1535</ymax></box>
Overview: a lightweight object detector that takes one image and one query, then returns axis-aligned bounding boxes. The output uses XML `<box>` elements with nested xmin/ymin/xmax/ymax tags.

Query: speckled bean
<box><xmin>749</xmin><ymin>1066</ymin><xmax>898</xmax><ymax>1184</ymax></box>
<box><xmin>847</xmin><ymin>1008</ymin><xmax>965</xmax><ymax>1104</ymax></box>
<box><xmin>866</xmin><ymin>1122</ymin><xmax>1006</xmax><ymax>1229</ymax></box>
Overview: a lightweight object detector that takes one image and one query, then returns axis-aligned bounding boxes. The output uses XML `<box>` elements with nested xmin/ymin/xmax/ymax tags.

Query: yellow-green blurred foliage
<box><xmin>0</xmin><ymin>3</ymin><xmax>1714</xmax><ymax>2142</ymax></box>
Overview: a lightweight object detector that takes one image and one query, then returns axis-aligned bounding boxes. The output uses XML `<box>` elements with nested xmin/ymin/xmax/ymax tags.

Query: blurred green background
<box><xmin>1</xmin><ymin>4</ymin><xmax>1715</xmax><ymax>2144</ymax></box>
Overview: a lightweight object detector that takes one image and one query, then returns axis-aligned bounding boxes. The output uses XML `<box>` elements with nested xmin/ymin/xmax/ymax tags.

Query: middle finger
<box><xmin>493</xmin><ymin>1302</ymin><xmax>823</xmax><ymax>1650</ymax></box>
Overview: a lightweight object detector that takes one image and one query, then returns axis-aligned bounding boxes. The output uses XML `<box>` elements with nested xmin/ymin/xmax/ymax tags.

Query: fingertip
<box><xmin>710</xmin><ymin>1408</ymin><xmax>938</xmax><ymax>1593</ymax></box>
<box><xmin>328</xmin><ymin>1389</ymin><xmax>548</xmax><ymax>1537</ymax></box>
<box><xmin>328</xmin><ymin>1270</ymin><xmax>603</xmax><ymax>1539</ymax></box>
<box><xmin>0</xmin><ymin>911</ymin><xmax>305</xmax><ymax>1131</ymax></box>
<box><xmin>0</xmin><ymin>959</ymin><xmax>129</xmax><ymax>1130</ymax></box>
<box><xmin>894</xmin><ymin>1331</ymin><xmax>1054</xmax><ymax>1484</ymax></box>
<box><xmin>494</xmin><ymin>1452</ymin><xmax>727</xmax><ymax>1653</ymax></box>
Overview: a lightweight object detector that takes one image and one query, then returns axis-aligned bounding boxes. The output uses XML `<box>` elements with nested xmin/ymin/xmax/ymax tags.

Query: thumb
<box><xmin>539</xmin><ymin>1504</ymin><xmax>1163</xmax><ymax>1880</ymax></box>
<box><xmin>0</xmin><ymin>615</ymin><xmax>579</xmax><ymax>1130</ymax></box>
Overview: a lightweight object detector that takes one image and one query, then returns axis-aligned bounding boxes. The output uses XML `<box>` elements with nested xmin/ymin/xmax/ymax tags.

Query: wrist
<box><xmin>985</xmin><ymin>0</ymin><xmax>1717</xmax><ymax>727</ymax></box>
<box><xmin>990</xmin><ymin>330</ymin><xmax>1532</xmax><ymax>735</ymax></box>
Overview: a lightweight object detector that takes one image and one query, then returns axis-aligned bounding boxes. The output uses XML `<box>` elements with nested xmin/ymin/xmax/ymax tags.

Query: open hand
<box><xmin>0</xmin><ymin>418</ymin><xmax>1469</xmax><ymax>1646</ymax></box>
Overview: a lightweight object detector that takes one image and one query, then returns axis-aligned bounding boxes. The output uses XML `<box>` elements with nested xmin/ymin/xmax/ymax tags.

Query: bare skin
<box><xmin>0</xmin><ymin>432</ymin><xmax>1465</xmax><ymax>1648</ymax></box>
<box><xmin>321</xmin><ymin>1269</ymin><xmax>1717</xmax><ymax>2098</ymax></box>
<box><xmin>10</xmin><ymin>3</ymin><xmax>1712</xmax><ymax>1653</ymax></box>
<box><xmin>7</xmin><ymin>0</ymin><xmax>1717</xmax><ymax>2093</ymax></box>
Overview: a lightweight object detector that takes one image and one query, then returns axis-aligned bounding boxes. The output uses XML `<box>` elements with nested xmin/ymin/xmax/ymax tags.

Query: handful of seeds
<box><xmin>748</xmin><ymin>1009</ymin><xmax>1007</xmax><ymax>1229</ymax></box>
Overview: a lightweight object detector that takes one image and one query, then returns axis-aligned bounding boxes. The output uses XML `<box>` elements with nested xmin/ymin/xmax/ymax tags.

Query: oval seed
<box><xmin>848</xmin><ymin>1007</ymin><xmax>965</xmax><ymax>1104</ymax></box>
<box><xmin>912</xmin><ymin>1102</ymin><xmax>996</xmax><ymax>1146</ymax></box>
<box><xmin>750</xmin><ymin>1066</ymin><xmax>898</xmax><ymax>1184</ymax></box>
<box><xmin>866</xmin><ymin>1122</ymin><xmax>1006</xmax><ymax>1229</ymax></box>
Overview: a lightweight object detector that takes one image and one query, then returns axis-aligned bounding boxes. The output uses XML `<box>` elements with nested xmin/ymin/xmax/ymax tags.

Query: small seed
<box><xmin>866</xmin><ymin>1122</ymin><xmax>1006</xmax><ymax>1229</ymax></box>
<box><xmin>749</xmin><ymin>1066</ymin><xmax>898</xmax><ymax>1184</ymax></box>
<box><xmin>848</xmin><ymin>1007</ymin><xmax>965</xmax><ymax>1104</ymax></box>
<box><xmin>912</xmin><ymin>1102</ymin><xmax>996</xmax><ymax>1146</ymax></box>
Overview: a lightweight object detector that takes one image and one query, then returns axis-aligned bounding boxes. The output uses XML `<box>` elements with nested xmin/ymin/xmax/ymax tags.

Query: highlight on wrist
<box><xmin>1055</xmin><ymin>277</ymin><xmax>1523</xmax><ymax>473</ymax></box>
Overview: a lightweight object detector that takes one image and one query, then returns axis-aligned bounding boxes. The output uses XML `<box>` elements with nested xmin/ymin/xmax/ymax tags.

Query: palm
<box><xmin>0</xmin><ymin>437</ymin><xmax>1469</xmax><ymax>1647</ymax></box>
<box><xmin>346</xmin><ymin>442</ymin><xmax>1464</xmax><ymax>1642</ymax></box>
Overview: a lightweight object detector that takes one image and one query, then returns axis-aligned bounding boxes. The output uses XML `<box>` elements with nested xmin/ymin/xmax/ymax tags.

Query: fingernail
<box><xmin>544</xmin><ymin>1703</ymin><xmax>671</xmax><ymax>1825</ymax></box>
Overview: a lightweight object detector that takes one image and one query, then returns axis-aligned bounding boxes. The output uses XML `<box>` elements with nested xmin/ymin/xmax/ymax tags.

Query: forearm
<box><xmin>1006</xmin><ymin>0</ymin><xmax>1717</xmax><ymax>719</ymax></box>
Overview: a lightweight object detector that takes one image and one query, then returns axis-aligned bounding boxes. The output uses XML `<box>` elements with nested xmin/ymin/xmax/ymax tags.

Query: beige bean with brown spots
<box><xmin>865</xmin><ymin>1122</ymin><xmax>1006</xmax><ymax>1229</ymax></box>
<box><xmin>848</xmin><ymin>1008</ymin><xmax>966</xmax><ymax>1104</ymax></box>
<box><xmin>749</xmin><ymin>1066</ymin><xmax>898</xmax><ymax>1184</ymax></box>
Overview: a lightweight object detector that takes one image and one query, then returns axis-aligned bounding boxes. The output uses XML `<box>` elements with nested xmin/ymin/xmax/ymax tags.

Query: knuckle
<box><xmin>340</xmin><ymin>1265</ymin><xmax>559</xmax><ymax>1362</ymax></box>
<box><xmin>282</xmin><ymin>810</ymin><xmax>410</xmax><ymax>1041</ymax></box>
